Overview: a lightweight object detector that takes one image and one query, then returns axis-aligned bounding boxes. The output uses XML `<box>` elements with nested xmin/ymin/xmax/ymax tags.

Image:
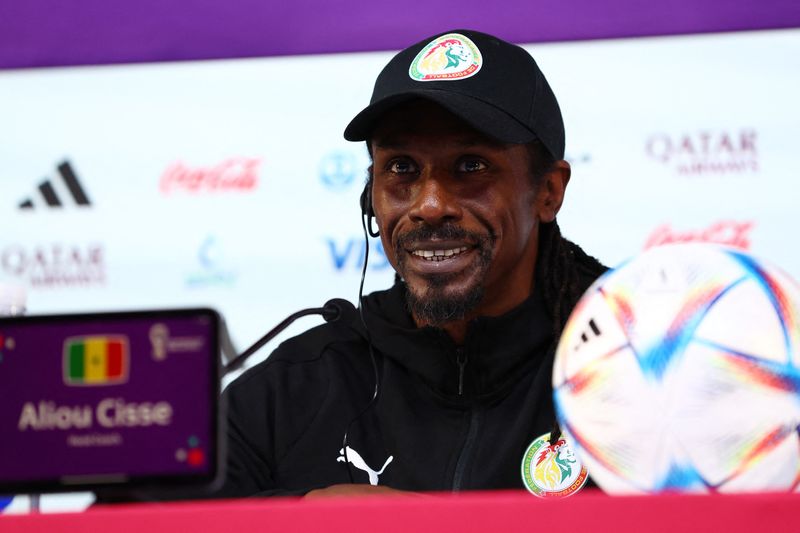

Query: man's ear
<box><xmin>536</xmin><ymin>160</ymin><xmax>571</xmax><ymax>223</ymax></box>
<box><xmin>365</xmin><ymin>165</ymin><xmax>375</xmax><ymax>217</ymax></box>
<box><xmin>362</xmin><ymin>165</ymin><xmax>381</xmax><ymax>237</ymax></box>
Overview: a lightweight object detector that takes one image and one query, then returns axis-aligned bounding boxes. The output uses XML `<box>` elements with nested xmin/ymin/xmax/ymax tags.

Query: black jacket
<box><xmin>216</xmin><ymin>278</ymin><xmax>571</xmax><ymax>497</ymax></box>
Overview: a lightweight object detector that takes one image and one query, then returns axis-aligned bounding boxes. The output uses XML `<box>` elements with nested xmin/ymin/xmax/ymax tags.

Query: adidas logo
<box><xmin>18</xmin><ymin>161</ymin><xmax>92</xmax><ymax>209</ymax></box>
<box><xmin>572</xmin><ymin>318</ymin><xmax>602</xmax><ymax>352</ymax></box>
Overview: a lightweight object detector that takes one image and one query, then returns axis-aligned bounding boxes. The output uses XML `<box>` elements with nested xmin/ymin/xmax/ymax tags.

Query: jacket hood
<box><xmin>354</xmin><ymin>280</ymin><xmax>555</xmax><ymax>401</ymax></box>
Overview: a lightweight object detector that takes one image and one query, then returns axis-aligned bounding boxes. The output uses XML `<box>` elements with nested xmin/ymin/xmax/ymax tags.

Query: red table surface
<box><xmin>2</xmin><ymin>489</ymin><xmax>799</xmax><ymax>532</ymax></box>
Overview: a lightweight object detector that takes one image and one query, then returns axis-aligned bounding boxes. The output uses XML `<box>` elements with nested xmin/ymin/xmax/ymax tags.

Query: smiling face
<box><xmin>369</xmin><ymin>100</ymin><xmax>568</xmax><ymax>331</ymax></box>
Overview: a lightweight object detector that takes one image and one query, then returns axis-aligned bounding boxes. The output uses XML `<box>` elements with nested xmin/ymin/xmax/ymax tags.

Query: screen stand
<box><xmin>29</xmin><ymin>494</ymin><xmax>40</xmax><ymax>514</ymax></box>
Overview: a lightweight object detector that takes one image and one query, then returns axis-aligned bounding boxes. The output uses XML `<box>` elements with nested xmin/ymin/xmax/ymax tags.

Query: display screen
<box><xmin>0</xmin><ymin>309</ymin><xmax>221</xmax><ymax>493</ymax></box>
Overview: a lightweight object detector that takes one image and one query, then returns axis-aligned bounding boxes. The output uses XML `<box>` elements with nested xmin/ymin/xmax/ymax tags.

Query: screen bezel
<box><xmin>0</xmin><ymin>307</ymin><xmax>223</xmax><ymax>495</ymax></box>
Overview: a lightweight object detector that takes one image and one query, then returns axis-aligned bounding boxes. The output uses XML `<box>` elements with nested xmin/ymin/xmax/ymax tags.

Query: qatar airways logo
<box><xmin>160</xmin><ymin>157</ymin><xmax>260</xmax><ymax>194</ymax></box>
<box><xmin>1</xmin><ymin>243</ymin><xmax>105</xmax><ymax>288</ymax></box>
<box><xmin>646</xmin><ymin>129</ymin><xmax>758</xmax><ymax>176</ymax></box>
<box><xmin>644</xmin><ymin>220</ymin><xmax>754</xmax><ymax>250</ymax></box>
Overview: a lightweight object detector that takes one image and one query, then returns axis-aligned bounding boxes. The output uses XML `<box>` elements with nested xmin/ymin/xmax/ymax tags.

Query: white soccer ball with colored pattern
<box><xmin>553</xmin><ymin>243</ymin><xmax>800</xmax><ymax>493</ymax></box>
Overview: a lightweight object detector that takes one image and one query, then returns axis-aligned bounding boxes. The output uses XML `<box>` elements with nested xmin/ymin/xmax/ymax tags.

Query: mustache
<box><xmin>396</xmin><ymin>224</ymin><xmax>494</xmax><ymax>251</ymax></box>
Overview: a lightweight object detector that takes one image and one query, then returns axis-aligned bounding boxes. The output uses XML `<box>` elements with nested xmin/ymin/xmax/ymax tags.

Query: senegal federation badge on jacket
<box><xmin>521</xmin><ymin>432</ymin><xmax>588</xmax><ymax>497</ymax></box>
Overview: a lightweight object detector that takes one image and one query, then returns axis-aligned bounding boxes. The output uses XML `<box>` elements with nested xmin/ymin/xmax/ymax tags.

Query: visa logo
<box><xmin>326</xmin><ymin>238</ymin><xmax>390</xmax><ymax>271</ymax></box>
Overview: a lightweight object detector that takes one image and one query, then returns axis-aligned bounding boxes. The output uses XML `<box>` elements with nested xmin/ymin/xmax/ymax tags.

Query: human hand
<box><xmin>304</xmin><ymin>484</ymin><xmax>414</xmax><ymax>498</ymax></box>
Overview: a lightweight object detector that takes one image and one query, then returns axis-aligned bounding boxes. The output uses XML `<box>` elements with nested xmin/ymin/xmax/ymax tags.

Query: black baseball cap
<box><xmin>344</xmin><ymin>29</ymin><xmax>565</xmax><ymax>160</ymax></box>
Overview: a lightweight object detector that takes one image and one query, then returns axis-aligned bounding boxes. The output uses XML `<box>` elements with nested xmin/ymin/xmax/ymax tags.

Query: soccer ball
<box><xmin>553</xmin><ymin>243</ymin><xmax>800</xmax><ymax>494</ymax></box>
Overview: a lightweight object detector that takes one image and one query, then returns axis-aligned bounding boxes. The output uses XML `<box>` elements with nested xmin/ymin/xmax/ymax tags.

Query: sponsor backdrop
<box><xmin>1</xmin><ymin>29</ymin><xmax>799</xmax><ymax>379</ymax></box>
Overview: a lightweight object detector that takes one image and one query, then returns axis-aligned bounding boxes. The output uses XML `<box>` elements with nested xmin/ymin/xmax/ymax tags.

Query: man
<box><xmin>218</xmin><ymin>29</ymin><xmax>606</xmax><ymax>498</ymax></box>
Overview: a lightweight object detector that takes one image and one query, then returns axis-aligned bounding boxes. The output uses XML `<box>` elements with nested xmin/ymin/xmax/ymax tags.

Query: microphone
<box><xmin>223</xmin><ymin>299</ymin><xmax>356</xmax><ymax>376</ymax></box>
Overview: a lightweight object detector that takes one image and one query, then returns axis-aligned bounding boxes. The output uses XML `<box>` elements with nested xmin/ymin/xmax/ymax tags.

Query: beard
<box><xmin>396</xmin><ymin>224</ymin><xmax>495</xmax><ymax>326</ymax></box>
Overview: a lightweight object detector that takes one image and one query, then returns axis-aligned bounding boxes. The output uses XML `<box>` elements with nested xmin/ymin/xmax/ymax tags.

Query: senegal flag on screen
<box><xmin>63</xmin><ymin>336</ymin><xmax>129</xmax><ymax>386</ymax></box>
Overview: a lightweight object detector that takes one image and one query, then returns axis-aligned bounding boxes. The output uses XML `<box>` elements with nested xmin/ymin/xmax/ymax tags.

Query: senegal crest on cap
<box><xmin>521</xmin><ymin>432</ymin><xmax>588</xmax><ymax>498</ymax></box>
<box><xmin>408</xmin><ymin>33</ymin><xmax>482</xmax><ymax>82</ymax></box>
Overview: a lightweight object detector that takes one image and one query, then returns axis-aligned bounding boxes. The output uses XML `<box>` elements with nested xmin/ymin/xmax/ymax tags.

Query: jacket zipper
<box><xmin>452</xmin><ymin>409</ymin><xmax>480</xmax><ymax>491</ymax></box>
<box><xmin>452</xmin><ymin>348</ymin><xmax>479</xmax><ymax>491</ymax></box>
<box><xmin>456</xmin><ymin>348</ymin><xmax>467</xmax><ymax>396</ymax></box>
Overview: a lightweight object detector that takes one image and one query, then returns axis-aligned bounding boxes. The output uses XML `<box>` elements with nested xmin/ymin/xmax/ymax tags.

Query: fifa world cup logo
<box><xmin>149</xmin><ymin>323</ymin><xmax>169</xmax><ymax>360</ymax></box>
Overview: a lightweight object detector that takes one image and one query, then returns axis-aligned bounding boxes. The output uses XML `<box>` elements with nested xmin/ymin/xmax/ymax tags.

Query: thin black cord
<box><xmin>549</xmin><ymin>420</ymin><xmax>562</xmax><ymax>446</ymax></box>
<box><xmin>340</xmin><ymin>210</ymin><xmax>381</xmax><ymax>483</ymax></box>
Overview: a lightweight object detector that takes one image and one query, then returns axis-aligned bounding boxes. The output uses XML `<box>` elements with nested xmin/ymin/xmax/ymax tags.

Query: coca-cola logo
<box><xmin>645</xmin><ymin>130</ymin><xmax>758</xmax><ymax>176</ymax></box>
<box><xmin>1</xmin><ymin>244</ymin><xmax>105</xmax><ymax>288</ymax></box>
<box><xmin>644</xmin><ymin>220</ymin><xmax>754</xmax><ymax>250</ymax></box>
<box><xmin>159</xmin><ymin>157</ymin><xmax>260</xmax><ymax>194</ymax></box>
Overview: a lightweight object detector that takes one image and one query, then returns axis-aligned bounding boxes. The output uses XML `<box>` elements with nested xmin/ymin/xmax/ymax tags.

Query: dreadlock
<box><xmin>526</xmin><ymin>141</ymin><xmax>608</xmax><ymax>331</ymax></box>
<box><xmin>537</xmin><ymin>220</ymin><xmax>608</xmax><ymax>334</ymax></box>
<box><xmin>538</xmin><ymin>221</ymin><xmax>608</xmax><ymax>444</ymax></box>
<box><xmin>527</xmin><ymin>142</ymin><xmax>608</xmax><ymax>443</ymax></box>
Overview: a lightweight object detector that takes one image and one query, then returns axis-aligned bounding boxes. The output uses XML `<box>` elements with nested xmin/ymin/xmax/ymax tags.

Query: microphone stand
<box><xmin>223</xmin><ymin>302</ymin><xmax>346</xmax><ymax>376</ymax></box>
